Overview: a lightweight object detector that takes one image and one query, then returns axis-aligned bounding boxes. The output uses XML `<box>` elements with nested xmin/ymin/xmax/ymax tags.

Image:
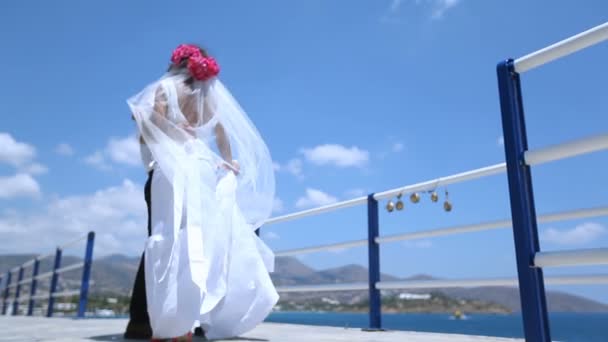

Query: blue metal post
<box><xmin>27</xmin><ymin>259</ymin><xmax>40</xmax><ymax>316</ymax></box>
<box><xmin>77</xmin><ymin>232</ymin><xmax>95</xmax><ymax>318</ymax></box>
<box><xmin>365</xmin><ymin>194</ymin><xmax>382</xmax><ymax>330</ymax></box>
<box><xmin>0</xmin><ymin>275</ymin><xmax>3</xmax><ymax>314</ymax></box>
<box><xmin>497</xmin><ymin>59</ymin><xmax>551</xmax><ymax>342</ymax></box>
<box><xmin>1</xmin><ymin>272</ymin><xmax>11</xmax><ymax>315</ymax></box>
<box><xmin>47</xmin><ymin>248</ymin><xmax>62</xmax><ymax>317</ymax></box>
<box><xmin>12</xmin><ymin>266</ymin><xmax>24</xmax><ymax>315</ymax></box>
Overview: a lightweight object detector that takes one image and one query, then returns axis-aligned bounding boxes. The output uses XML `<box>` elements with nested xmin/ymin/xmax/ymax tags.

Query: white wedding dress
<box><xmin>128</xmin><ymin>71</ymin><xmax>278</xmax><ymax>339</ymax></box>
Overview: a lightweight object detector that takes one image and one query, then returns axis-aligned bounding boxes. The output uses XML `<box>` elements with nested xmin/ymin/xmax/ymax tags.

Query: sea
<box><xmin>265</xmin><ymin>312</ymin><xmax>608</xmax><ymax>342</ymax></box>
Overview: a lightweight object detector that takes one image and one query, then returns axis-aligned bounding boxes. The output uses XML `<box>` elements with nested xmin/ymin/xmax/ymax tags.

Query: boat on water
<box><xmin>451</xmin><ymin>310</ymin><xmax>468</xmax><ymax>320</ymax></box>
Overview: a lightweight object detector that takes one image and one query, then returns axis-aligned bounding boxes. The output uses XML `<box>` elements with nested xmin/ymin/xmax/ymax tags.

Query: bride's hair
<box><xmin>167</xmin><ymin>44</ymin><xmax>209</xmax><ymax>87</ymax></box>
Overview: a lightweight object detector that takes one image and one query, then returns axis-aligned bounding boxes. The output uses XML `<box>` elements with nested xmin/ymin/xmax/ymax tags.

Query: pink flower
<box><xmin>187</xmin><ymin>55</ymin><xmax>220</xmax><ymax>81</ymax></box>
<box><xmin>171</xmin><ymin>44</ymin><xmax>220</xmax><ymax>81</ymax></box>
<box><xmin>171</xmin><ymin>44</ymin><xmax>202</xmax><ymax>65</ymax></box>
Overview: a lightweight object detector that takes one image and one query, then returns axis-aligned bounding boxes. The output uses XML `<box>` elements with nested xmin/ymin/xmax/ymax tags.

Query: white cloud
<box><xmin>85</xmin><ymin>135</ymin><xmax>140</xmax><ymax>170</ymax></box>
<box><xmin>0</xmin><ymin>174</ymin><xmax>41</xmax><ymax>199</ymax></box>
<box><xmin>21</xmin><ymin>163</ymin><xmax>48</xmax><ymax>175</ymax></box>
<box><xmin>384</xmin><ymin>0</ymin><xmax>461</xmax><ymax>21</ymax></box>
<box><xmin>0</xmin><ymin>179</ymin><xmax>147</xmax><ymax>256</ymax></box>
<box><xmin>345</xmin><ymin>188</ymin><xmax>367</xmax><ymax>198</ymax></box>
<box><xmin>107</xmin><ymin>136</ymin><xmax>140</xmax><ymax>166</ymax></box>
<box><xmin>296</xmin><ymin>188</ymin><xmax>338</xmax><ymax>209</ymax></box>
<box><xmin>274</xmin><ymin>158</ymin><xmax>304</xmax><ymax>179</ymax></box>
<box><xmin>272</xmin><ymin>197</ymin><xmax>285</xmax><ymax>214</ymax></box>
<box><xmin>0</xmin><ymin>133</ymin><xmax>48</xmax><ymax>176</ymax></box>
<box><xmin>542</xmin><ymin>222</ymin><xmax>606</xmax><ymax>246</ymax></box>
<box><xmin>285</xmin><ymin>158</ymin><xmax>303</xmax><ymax>177</ymax></box>
<box><xmin>497</xmin><ymin>135</ymin><xmax>504</xmax><ymax>147</ymax></box>
<box><xmin>0</xmin><ymin>133</ymin><xmax>36</xmax><ymax>167</ymax></box>
<box><xmin>390</xmin><ymin>0</ymin><xmax>404</xmax><ymax>12</ymax></box>
<box><xmin>381</xmin><ymin>0</ymin><xmax>404</xmax><ymax>22</ymax></box>
<box><xmin>431</xmin><ymin>0</ymin><xmax>460</xmax><ymax>19</ymax></box>
<box><xmin>84</xmin><ymin>151</ymin><xmax>111</xmax><ymax>171</ymax></box>
<box><xmin>263</xmin><ymin>231</ymin><xmax>280</xmax><ymax>240</ymax></box>
<box><xmin>380</xmin><ymin>141</ymin><xmax>405</xmax><ymax>160</ymax></box>
<box><xmin>55</xmin><ymin>143</ymin><xmax>75</xmax><ymax>156</ymax></box>
<box><xmin>301</xmin><ymin>144</ymin><xmax>369</xmax><ymax>168</ymax></box>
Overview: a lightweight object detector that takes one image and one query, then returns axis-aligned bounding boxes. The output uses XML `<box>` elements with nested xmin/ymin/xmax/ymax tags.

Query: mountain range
<box><xmin>1</xmin><ymin>254</ymin><xmax>606</xmax><ymax>313</ymax></box>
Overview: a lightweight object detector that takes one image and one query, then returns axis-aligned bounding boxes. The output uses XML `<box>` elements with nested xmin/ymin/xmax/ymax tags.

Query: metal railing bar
<box><xmin>534</xmin><ymin>248</ymin><xmax>608</xmax><ymax>268</ymax></box>
<box><xmin>514</xmin><ymin>21</ymin><xmax>608</xmax><ymax>73</ymax></box>
<box><xmin>55</xmin><ymin>263</ymin><xmax>85</xmax><ymax>275</ymax></box>
<box><xmin>525</xmin><ymin>133</ymin><xmax>608</xmax><ymax>166</ymax></box>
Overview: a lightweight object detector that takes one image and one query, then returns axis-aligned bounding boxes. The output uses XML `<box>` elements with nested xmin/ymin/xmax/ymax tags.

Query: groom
<box><xmin>123</xmin><ymin>170</ymin><xmax>154</xmax><ymax>339</ymax></box>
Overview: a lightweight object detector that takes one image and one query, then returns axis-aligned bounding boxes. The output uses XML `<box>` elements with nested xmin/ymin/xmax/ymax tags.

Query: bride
<box><xmin>128</xmin><ymin>44</ymin><xmax>279</xmax><ymax>341</ymax></box>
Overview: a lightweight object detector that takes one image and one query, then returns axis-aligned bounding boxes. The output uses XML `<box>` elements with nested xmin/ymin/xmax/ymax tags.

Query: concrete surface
<box><xmin>0</xmin><ymin>316</ymin><xmax>523</xmax><ymax>342</ymax></box>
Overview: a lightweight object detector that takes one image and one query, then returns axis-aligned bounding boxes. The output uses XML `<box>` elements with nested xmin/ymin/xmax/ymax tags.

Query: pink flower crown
<box><xmin>171</xmin><ymin>44</ymin><xmax>220</xmax><ymax>81</ymax></box>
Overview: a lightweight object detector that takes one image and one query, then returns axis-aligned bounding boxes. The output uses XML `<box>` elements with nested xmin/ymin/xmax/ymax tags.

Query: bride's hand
<box><xmin>179</xmin><ymin>123</ymin><xmax>196</xmax><ymax>136</ymax></box>
<box><xmin>221</xmin><ymin>160</ymin><xmax>240</xmax><ymax>175</ymax></box>
<box><xmin>231</xmin><ymin>160</ymin><xmax>240</xmax><ymax>175</ymax></box>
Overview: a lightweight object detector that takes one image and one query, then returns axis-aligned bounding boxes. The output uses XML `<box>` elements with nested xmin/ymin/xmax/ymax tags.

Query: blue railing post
<box><xmin>47</xmin><ymin>248</ymin><xmax>62</xmax><ymax>317</ymax></box>
<box><xmin>1</xmin><ymin>271</ymin><xmax>11</xmax><ymax>315</ymax></box>
<box><xmin>0</xmin><ymin>276</ymin><xmax>6</xmax><ymax>313</ymax></box>
<box><xmin>77</xmin><ymin>232</ymin><xmax>95</xmax><ymax>318</ymax></box>
<box><xmin>366</xmin><ymin>194</ymin><xmax>382</xmax><ymax>330</ymax></box>
<box><xmin>12</xmin><ymin>266</ymin><xmax>24</xmax><ymax>315</ymax></box>
<box><xmin>27</xmin><ymin>259</ymin><xmax>40</xmax><ymax>316</ymax></box>
<box><xmin>497</xmin><ymin>59</ymin><xmax>551</xmax><ymax>342</ymax></box>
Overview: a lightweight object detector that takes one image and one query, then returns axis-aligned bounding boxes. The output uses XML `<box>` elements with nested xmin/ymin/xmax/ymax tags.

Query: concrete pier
<box><xmin>0</xmin><ymin>316</ymin><xmax>524</xmax><ymax>341</ymax></box>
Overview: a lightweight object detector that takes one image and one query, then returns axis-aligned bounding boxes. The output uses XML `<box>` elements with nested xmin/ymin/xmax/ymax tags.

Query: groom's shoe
<box><xmin>194</xmin><ymin>327</ymin><xmax>206</xmax><ymax>339</ymax></box>
<box><xmin>123</xmin><ymin>320</ymin><xmax>152</xmax><ymax>339</ymax></box>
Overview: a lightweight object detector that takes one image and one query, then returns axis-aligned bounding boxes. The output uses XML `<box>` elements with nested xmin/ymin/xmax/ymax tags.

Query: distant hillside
<box><xmin>1</xmin><ymin>254</ymin><xmax>606</xmax><ymax>313</ymax></box>
<box><xmin>0</xmin><ymin>253</ymin><xmax>140</xmax><ymax>295</ymax></box>
<box><xmin>271</xmin><ymin>258</ymin><xmax>608</xmax><ymax>313</ymax></box>
<box><xmin>440</xmin><ymin>286</ymin><xmax>608</xmax><ymax>313</ymax></box>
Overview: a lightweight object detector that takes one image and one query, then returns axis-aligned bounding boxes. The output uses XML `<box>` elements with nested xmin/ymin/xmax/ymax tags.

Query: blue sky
<box><xmin>0</xmin><ymin>1</ymin><xmax>607</xmax><ymax>304</ymax></box>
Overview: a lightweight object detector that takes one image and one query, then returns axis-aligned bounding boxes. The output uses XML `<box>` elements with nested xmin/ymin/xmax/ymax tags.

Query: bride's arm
<box><xmin>205</xmin><ymin>99</ymin><xmax>237</xmax><ymax>172</ymax></box>
<box><xmin>150</xmin><ymin>87</ymin><xmax>168</xmax><ymax>126</ymax></box>
<box><xmin>215</xmin><ymin>122</ymin><xmax>232</xmax><ymax>163</ymax></box>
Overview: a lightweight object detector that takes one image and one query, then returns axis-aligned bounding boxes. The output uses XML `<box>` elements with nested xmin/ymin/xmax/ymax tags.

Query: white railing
<box><xmin>266</xmin><ymin>157</ymin><xmax>607</xmax><ymax>295</ymax></box>
<box><xmin>377</xmin><ymin>274</ymin><xmax>608</xmax><ymax>290</ymax></box>
<box><xmin>276</xmin><ymin>274</ymin><xmax>608</xmax><ymax>294</ymax></box>
<box><xmin>534</xmin><ymin>248</ymin><xmax>608</xmax><ymax>268</ymax></box>
<box><xmin>274</xmin><ymin>206</ymin><xmax>608</xmax><ymax>257</ymax></box>
<box><xmin>201</xmin><ymin>23</ymin><xmax>608</xmax><ymax>334</ymax></box>
<box><xmin>264</xmin><ymin>19</ymin><xmax>608</xmax><ymax>310</ymax></box>
<box><xmin>514</xmin><ymin>21</ymin><xmax>608</xmax><ymax>73</ymax></box>
<box><xmin>266</xmin><ymin>163</ymin><xmax>507</xmax><ymax>226</ymax></box>
<box><xmin>525</xmin><ymin>133</ymin><xmax>608</xmax><ymax>166</ymax></box>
